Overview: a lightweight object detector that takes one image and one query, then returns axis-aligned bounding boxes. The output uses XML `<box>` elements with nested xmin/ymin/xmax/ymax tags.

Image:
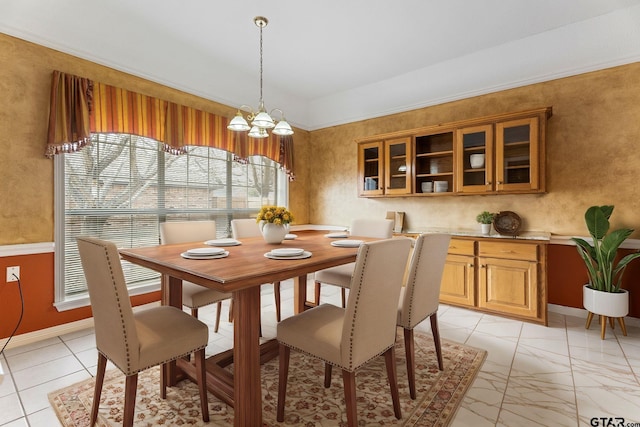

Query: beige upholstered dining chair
<box><xmin>397</xmin><ymin>233</ymin><xmax>451</xmax><ymax>399</ymax></box>
<box><xmin>314</xmin><ymin>218</ymin><xmax>394</xmax><ymax>307</ymax></box>
<box><xmin>231</xmin><ymin>218</ymin><xmax>283</xmax><ymax>322</ymax></box>
<box><xmin>159</xmin><ymin>220</ymin><xmax>232</xmax><ymax>332</ymax></box>
<box><xmin>277</xmin><ymin>238</ymin><xmax>411</xmax><ymax>426</ymax></box>
<box><xmin>76</xmin><ymin>236</ymin><xmax>209</xmax><ymax>426</ymax></box>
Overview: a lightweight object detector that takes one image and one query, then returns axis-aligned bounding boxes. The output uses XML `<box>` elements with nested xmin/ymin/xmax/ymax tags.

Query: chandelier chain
<box><xmin>259</xmin><ymin>20</ymin><xmax>264</xmax><ymax>105</ymax></box>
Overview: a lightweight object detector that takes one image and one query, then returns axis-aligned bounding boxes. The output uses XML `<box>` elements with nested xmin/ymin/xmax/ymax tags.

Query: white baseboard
<box><xmin>0</xmin><ymin>317</ymin><xmax>95</xmax><ymax>350</ymax></box>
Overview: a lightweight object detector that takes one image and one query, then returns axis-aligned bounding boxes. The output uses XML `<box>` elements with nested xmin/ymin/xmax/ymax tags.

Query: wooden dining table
<box><xmin>118</xmin><ymin>229</ymin><xmax>366</xmax><ymax>427</ymax></box>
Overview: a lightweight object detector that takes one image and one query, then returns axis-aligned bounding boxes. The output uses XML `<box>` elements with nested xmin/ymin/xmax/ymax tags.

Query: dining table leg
<box><xmin>165</xmin><ymin>275</ymin><xmax>183</xmax><ymax>386</ymax></box>
<box><xmin>233</xmin><ymin>286</ymin><xmax>262</xmax><ymax>427</ymax></box>
<box><xmin>293</xmin><ymin>273</ymin><xmax>308</xmax><ymax>314</ymax></box>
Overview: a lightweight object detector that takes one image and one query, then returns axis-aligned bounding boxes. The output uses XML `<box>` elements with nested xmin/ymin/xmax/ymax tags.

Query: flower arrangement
<box><xmin>476</xmin><ymin>211</ymin><xmax>495</xmax><ymax>224</ymax></box>
<box><xmin>256</xmin><ymin>206</ymin><xmax>294</xmax><ymax>225</ymax></box>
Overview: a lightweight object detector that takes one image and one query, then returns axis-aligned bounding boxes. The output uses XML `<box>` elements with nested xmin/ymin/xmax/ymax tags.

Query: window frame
<box><xmin>53</xmin><ymin>134</ymin><xmax>289</xmax><ymax>311</ymax></box>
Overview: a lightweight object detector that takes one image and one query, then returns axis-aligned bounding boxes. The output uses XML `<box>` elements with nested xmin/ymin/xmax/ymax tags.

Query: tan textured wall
<box><xmin>309</xmin><ymin>63</ymin><xmax>640</xmax><ymax>237</ymax></box>
<box><xmin>0</xmin><ymin>33</ymin><xmax>309</xmax><ymax>244</ymax></box>
<box><xmin>2</xmin><ymin>30</ymin><xmax>640</xmax><ymax>243</ymax></box>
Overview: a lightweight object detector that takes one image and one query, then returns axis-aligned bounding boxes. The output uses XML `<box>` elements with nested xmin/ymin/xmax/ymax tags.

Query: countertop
<box><xmin>403</xmin><ymin>227</ymin><xmax>551</xmax><ymax>241</ymax></box>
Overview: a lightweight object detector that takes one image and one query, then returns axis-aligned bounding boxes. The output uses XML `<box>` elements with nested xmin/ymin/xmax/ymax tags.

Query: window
<box><xmin>54</xmin><ymin>133</ymin><xmax>288</xmax><ymax>310</ymax></box>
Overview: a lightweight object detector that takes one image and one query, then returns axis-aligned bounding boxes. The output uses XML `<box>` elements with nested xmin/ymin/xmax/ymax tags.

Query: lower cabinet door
<box><xmin>440</xmin><ymin>254</ymin><xmax>475</xmax><ymax>306</ymax></box>
<box><xmin>478</xmin><ymin>257</ymin><xmax>538</xmax><ymax>318</ymax></box>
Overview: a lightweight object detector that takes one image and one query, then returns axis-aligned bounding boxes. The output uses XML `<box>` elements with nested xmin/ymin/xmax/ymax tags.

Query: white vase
<box><xmin>260</xmin><ymin>222</ymin><xmax>288</xmax><ymax>244</ymax></box>
<box><xmin>583</xmin><ymin>285</ymin><xmax>629</xmax><ymax>317</ymax></box>
<box><xmin>480</xmin><ymin>223</ymin><xmax>491</xmax><ymax>235</ymax></box>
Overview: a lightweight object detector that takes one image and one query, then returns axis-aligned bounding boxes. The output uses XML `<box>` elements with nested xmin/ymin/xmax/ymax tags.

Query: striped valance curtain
<box><xmin>45</xmin><ymin>71</ymin><xmax>294</xmax><ymax>179</ymax></box>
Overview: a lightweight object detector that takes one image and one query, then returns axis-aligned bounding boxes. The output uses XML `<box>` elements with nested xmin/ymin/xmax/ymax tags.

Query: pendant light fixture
<box><xmin>227</xmin><ymin>16</ymin><xmax>293</xmax><ymax>138</ymax></box>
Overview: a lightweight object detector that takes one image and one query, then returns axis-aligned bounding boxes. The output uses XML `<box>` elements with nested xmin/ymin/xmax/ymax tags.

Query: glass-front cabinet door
<box><xmin>495</xmin><ymin>117</ymin><xmax>539</xmax><ymax>192</ymax></box>
<box><xmin>384</xmin><ymin>137</ymin><xmax>412</xmax><ymax>195</ymax></box>
<box><xmin>358</xmin><ymin>141</ymin><xmax>384</xmax><ymax>196</ymax></box>
<box><xmin>455</xmin><ymin>124</ymin><xmax>494</xmax><ymax>193</ymax></box>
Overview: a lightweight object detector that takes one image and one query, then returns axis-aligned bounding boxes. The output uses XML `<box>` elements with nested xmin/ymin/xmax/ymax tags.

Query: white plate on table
<box><xmin>264</xmin><ymin>251</ymin><xmax>312</xmax><ymax>260</ymax></box>
<box><xmin>284</xmin><ymin>233</ymin><xmax>298</xmax><ymax>240</ymax></box>
<box><xmin>325</xmin><ymin>232</ymin><xmax>348</xmax><ymax>238</ymax></box>
<box><xmin>181</xmin><ymin>251</ymin><xmax>229</xmax><ymax>260</ymax></box>
<box><xmin>204</xmin><ymin>238</ymin><xmax>242</xmax><ymax>246</ymax></box>
<box><xmin>270</xmin><ymin>248</ymin><xmax>305</xmax><ymax>257</ymax></box>
<box><xmin>331</xmin><ymin>240</ymin><xmax>364</xmax><ymax>248</ymax></box>
<box><xmin>186</xmin><ymin>247</ymin><xmax>226</xmax><ymax>256</ymax></box>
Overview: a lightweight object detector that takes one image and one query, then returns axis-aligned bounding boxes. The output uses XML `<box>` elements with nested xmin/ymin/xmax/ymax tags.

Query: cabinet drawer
<box><xmin>448</xmin><ymin>239</ymin><xmax>474</xmax><ymax>256</ymax></box>
<box><xmin>478</xmin><ymin>241</ymin><xmax>538</xmax><ymax>261</ymax></box>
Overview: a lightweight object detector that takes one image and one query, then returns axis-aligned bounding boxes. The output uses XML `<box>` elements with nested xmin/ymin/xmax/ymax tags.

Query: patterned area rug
<box><xmin>49</xmin><ymin>332</ymin><xmax>486</xmax><ymax>426</ymax></box>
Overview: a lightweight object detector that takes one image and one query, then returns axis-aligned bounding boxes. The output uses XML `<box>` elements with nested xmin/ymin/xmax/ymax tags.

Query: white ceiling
<box><xmin>1</xmin><ymin>0</ymin><xmax>640</xmax><ymax>131</ymax></box>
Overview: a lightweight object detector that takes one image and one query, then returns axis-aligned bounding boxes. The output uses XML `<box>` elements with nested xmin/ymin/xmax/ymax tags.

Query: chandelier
<box><xmin>227</xmin><ymin>16</ymin><xmax>293</xmax><ymax>138</ymax></box>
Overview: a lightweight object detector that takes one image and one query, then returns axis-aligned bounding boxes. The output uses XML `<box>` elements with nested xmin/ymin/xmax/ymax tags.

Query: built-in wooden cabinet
<box><xmin>384</xmin><ymin>137</ymin><xmax>412</xmax><ymax>195</ymax></box>
<box><xmin>439</xmin><ymin>237</ymin><xmax>547</xmax><ymax>325</ymax></box>
<box><xmin>495</xmin><ymin>117</ymin><xmax>540</xmax><ymax>192</ymax></box>
<box><xmin>357</xmin><ymin>107</ymin><xmax>551</xmax><ymax>197</ymax></box>
<box><xmin>358</xmin><ymin>138</ymin><xmax>412</xmax><ymax>196</ymax></box>
<box><xmin>358</xmin><ymin>141</ymin><xmax>384</xmax><ymax>196</ymax></box>
<box><xmin>440</xmin><ymin>239</ymin><xmax>475</xmax><ymax>306</ymax></box>
<box><xmin>455</xmin><ymin>124</ymin><xmax>494</xmax><ymax>193</ymax></box>
<box><xmin>414</xmin><ymin>131</ymin><xmax>454</xmax><ymax>194</ymax></box>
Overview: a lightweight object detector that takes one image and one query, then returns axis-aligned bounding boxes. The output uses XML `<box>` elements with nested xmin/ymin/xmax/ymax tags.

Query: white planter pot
<box><xmin>583</xmin><ymin>285</ymin><xmax>629</xmax><ymax>318</ymax></box>
<box><xmin>480</xmin><ymin>223</ymin><xmax>491</xmax><ymax>235</ymax></box>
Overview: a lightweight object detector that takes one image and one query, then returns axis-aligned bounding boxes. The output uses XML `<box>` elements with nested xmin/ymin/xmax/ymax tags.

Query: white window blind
<box><xmin>54</xmin><ymin>133</ymin><xmax>287</xmax><ymax>307</ymax></box>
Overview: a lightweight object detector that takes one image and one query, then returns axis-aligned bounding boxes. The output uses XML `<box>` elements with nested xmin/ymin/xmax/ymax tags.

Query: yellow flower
<box><xmin>256</xmin><ymin>206</ymin><xmax>294</xmax><ymax>225</ymax></box>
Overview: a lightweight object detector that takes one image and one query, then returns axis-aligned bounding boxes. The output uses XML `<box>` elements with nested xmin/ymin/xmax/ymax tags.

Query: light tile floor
<box><xmin>1</xmin><ymin>280</ymin><xmax>640</xmax><ymax>426</ymax></box>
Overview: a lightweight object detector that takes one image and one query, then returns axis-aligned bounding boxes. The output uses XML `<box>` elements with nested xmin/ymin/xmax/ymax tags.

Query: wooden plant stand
<box><xmin>585</xmin><ymin>311</ymin><xmax>627</xmax><ymax>340</ymax></box>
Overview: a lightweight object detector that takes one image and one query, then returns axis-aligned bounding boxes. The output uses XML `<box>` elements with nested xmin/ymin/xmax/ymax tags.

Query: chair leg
<box><xmin>324</xmin><ymin>363</ymin><xmax>332</xmax><ymax>388</ymax></box>
<box><xmin>161</xmin><ymin>362</ymin><xmax>167</xmax><ymax>399</ymax></box>
<box><xmin>277</xmin><ymin>344</ymin><xmax>291</xmax><ymax>422</ymax></box>
<box><xmin>214</xmin><ymin>301</ymin><xmax>222</xmax><ymax>333</ymax></box>
<box><xmin>314</xmin><ymin>281</ymin><xmax>322</xmax><ymax>305</ymax></box>
<box><xmin>228</xmin><ymin>299</ymin><xmax>234</xmax><ymax>323</ymax></box>
<box><xmin>384</xmin><ymin>347</ymin><xmax>402</xmax><ymax>420</ymax></box>
<box><xmin>90</xmin><ymin>353</ymin><xmax>107</xmax><ymax>426</ymax></box>
<box><xmin>274</xmin><ymin>281</ymin><xmax>282</xmax><ymax>322</ymax></box>
<box><xmin>403</xmin><ymin>328</ymin><xmax>416</xmax><ymax>400</ymax></box>
<box><xmin>430</xmin><ymin>313</ymin><xmax>444</xmax><ymax>371</ymax></box>
<box><xmin>123</xmin><ymin>374</ymin><xmax>138</xmax><ymax>427</ymax></box>
<box><xmin>341</xmin><ymin>288</ymin><xmax>347</xmax><ymax>308</ymax></box>
<box><xmin>191</xmin><ymin>307</ymin><xmax>199</xmax><ymax>318</ymax></box>
<box><xmin>194</xmin><ymin>348</ymin><xmax>210</xmax><ymax>422</ymax></box>
<box><xmin>342</xmin><ymin>369</ymin><xmax>358</xmax><ymax>427</ymax></box>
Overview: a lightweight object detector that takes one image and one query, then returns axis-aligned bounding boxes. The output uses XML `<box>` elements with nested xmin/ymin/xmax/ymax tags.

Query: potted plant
<box><xmin>476</xmin><ymin>211</ymin><xmax>494</xmax><ymax>235</ymax></box>
<box><xmin>256</xmin><ymin>206</ymin><xmax>294</xmax><ymax>244</ymax></box>
<box><xmin>571</xmin><ymin>205</ymin><xmax>640</xmax><ymax>338</ymax></box>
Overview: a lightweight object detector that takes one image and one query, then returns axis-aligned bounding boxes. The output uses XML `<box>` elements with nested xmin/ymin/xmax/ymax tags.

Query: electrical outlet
<box><xmin>6</xmin><ymin>266</ymin><xmax>19</xmax><ymax>282</ymax></box>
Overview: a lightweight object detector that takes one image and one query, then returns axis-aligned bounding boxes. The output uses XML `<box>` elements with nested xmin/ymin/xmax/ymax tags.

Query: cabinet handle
<box><xmin>498</xmin><ymin>181</ymin><xmax>503</xmax><ymax>184</ymax></box>
<box><xmin>480</xmin><ymin>264</ymin><xmax>486</xmax><ymax>268</ymax></box>
<box><xmin>468</xmin><ymin>263</ymin><xmax>474</xmax><ymax>267</ymax></box>
<box><xmin>486</xmin><ymin>181</ymin><xmax>492</xmax><ymax>185</ymax></box>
